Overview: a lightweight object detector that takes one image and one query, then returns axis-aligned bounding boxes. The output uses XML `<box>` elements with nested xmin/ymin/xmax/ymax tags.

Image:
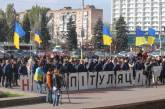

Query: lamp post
<box><xmin>81</xmin><ymin>0</ymin><xmax>85</xmax><ymax>59</ymax></box>
<box><xmin>159</xmin><ymin>1</ymin><xmax>163</xmax><ymax>56</ymax></box>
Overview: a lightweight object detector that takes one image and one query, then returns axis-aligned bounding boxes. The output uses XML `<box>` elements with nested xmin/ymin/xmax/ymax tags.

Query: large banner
<box><xmin>88</xmin><ymin>72</ymin><xmax>97</xmax><ymax>89</ymax></box>
<box><xmin>66</xmin><ymin>67</ymin><xmax>161</xmax><ymax>91</ymax></box>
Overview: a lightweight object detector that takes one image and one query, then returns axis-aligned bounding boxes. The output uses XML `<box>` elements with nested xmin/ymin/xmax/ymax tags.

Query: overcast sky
<box><xmin>0</xmin><ymin>0</ymin><xmax>111</xmax><ymax>23</ymax></box>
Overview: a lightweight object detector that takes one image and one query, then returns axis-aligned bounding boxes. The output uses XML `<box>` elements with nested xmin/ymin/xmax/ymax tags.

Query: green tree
<box><xmin>22</xmin><ymin>13</ymin><xmax>30</xmax><ymax>43</ymax></box>
<box><xmin>115</xmin><ymin>16</ymin><xmax>128</xmax><ymax>51</ymax></box>
<box><xmin>0</xmin><ymin>9</ymin><xmax>8</xmax><ymax>42</ymax></box>
<box><xmin>28</xmin><ymin>5</ymin><xmax>51</xmax><ymax>49</ymax></box>
<box><xmin>5</xmin><ymin>3</ymin><xmax>16</xmax><ymax>42</ymax></box>
<box><xmin>40</xmin><ymin>7</ymin><xmax>51</xmax><ymax>49</ymax></box>
<box><xmin>92</xmin><ymin>19</ymin><xmax>103</xmax><ymax>49</ymax></box>
<box><xmin>66</xmin><ymin>17</ymin><xmax>77</xmax><ymax>51</ymax></box>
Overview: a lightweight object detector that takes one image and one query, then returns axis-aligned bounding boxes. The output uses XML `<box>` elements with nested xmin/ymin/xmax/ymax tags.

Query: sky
<box><xmin>0</xmin><ymin>0</ymin><xmax>112</xmax><ymax>23</ymax></box>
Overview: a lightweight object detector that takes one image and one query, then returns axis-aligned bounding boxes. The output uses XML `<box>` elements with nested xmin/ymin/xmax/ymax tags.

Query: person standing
<box><xmin>46</xmin><ymin>67</ymin><xmax>53</xmax><ymax>103</ymax></box>
<box><xmin>144</xmin><ymin>59</ymin><xmax>153</xmax><ymax>87</ymax></box>
<box><xmin>4</xmin><ymin>60</ymin><xmax>13</xmax><ymax>88</ymax></box>
<box><xmin>52</xmin><ymin>67</ymin><xmax>62</xmax><ymax>106</ymax></box>
<box><xmin>0</xmin><ymin>60</ymin><xmax>3</xmax><ymax>87</ymax></box>
<box><xmin>34</xmin><ymin>62</ymin><xmax>44</xmax><ymax>94</ymax></box>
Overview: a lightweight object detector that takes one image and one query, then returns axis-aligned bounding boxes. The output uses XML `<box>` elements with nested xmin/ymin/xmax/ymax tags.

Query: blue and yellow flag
<box><xmin>135</xmin><ymin>27</ymin><xmax>146</xmax><ymax>46</ymax></box>
<box><xmin>148</xmin><ymin>28</ymin><xmax>156</xmax><ymax>45</ymax></box>
<box><xmin>103</xmin><ymin>25</ymin><xmax>112</xmax><ymax>45</ymax></box>
<box><xmin>14</xmin><ymin>21</ymin><xmax>25</xmax><ymax>49</ymax></box>
<box><xmin>34</xmin><ymin>32</ymin><xmax>42</xmax><ymax>45</ymax></box>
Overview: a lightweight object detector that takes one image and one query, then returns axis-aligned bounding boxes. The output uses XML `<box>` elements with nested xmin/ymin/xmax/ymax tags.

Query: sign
<box><xmin>64</xmin><ymin>68</ymin><xmax>163</xmax><ymax>91</ymax></box>
<box><xmin>68</xmin><ymin>73</ymin><xmax>78</xmax><ymax>91</ymax></box>
<box><xmin>88</xmin><ymin>72</ymin><xmax>97</xmax><ymax>89</ymax></box>
<box><xmin>78</xmin><ymin>72</ymin><xmax>88</xmax><ymax>90</ymax></box>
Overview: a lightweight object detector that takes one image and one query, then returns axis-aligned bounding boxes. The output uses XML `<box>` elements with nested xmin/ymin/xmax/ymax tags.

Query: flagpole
<box><xmin>109</xmin><ymin>44</ymin><xmax>111</xmax><ymax>57</ymax></box>
<box><xmin>159</xmin><ymin>1</ymin><xmax>162</xmax><ymax>56</ymax></box>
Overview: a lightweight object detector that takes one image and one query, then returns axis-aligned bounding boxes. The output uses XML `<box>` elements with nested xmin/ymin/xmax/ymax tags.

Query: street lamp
<box><xmin>159</xmin><ymin>1</ymin><xmax>162</xmax><ymax>56</ymax></box>
<box><xmin>81</xmin><ymin>0</ymin><xmax>85</xmax><ymax>59</ymax></box>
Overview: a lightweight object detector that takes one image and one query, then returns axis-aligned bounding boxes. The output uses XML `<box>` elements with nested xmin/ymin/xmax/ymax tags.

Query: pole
<box><xmin>159</xmin><ymin>1</ymin><xmax>162</xmax><ymax>56</ymax></box>
<box><xmin>81</xmin><ymin>0</ymin><xmax>85</xmax><ymax>60</ymax></box>
<box><xmin>109</xmin><ymin>44</ymin><xmax>111</xmax><ymax>57</ymax></box>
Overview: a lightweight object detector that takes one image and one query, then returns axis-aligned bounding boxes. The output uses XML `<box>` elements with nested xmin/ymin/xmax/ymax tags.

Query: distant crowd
<box><xmin>0</xmin><ymin>50</ymin><xmax>165</xmax><ymax>105</ymax></box>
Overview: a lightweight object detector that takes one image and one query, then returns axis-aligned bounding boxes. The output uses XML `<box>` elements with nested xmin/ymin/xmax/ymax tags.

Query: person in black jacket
<box><xmin>103</xmin><ymin>59</ymin><xmax>114</xmax><ymax>71</ymax></box>
<box><xmin>0</xmin><ymin>60</ymin><xmax>3</xmax><ymax>86</ymax></box>
<box><xmin>4</xmin><ymin>60</ymin><xmax>13</xmax><ymax>88</ymax></box>
<box><xmin>18</xmin><ymin>61</ymin><xmax>28</xmax><ymax>76</ymax></box>
<box><xmin>144</xmin><ymin>59</ymin><xmax>153</xmax><ymax>87</ymax></box>
<box><xmin>160</xmin><ymin>59</ymin><xmax>165</xmax><ymax>84</ymax></box>
<box><xmin>120</xmin><ymin>59</ymin><xmax>129</xmax><ymax>71</ymax></box>
<box><xmin>32</xmin><ymin>59</ymin><xmax>38</xmax><ymax>75</ymax></box>
<box><xmin>94</xmin><ymin>60</ymin><xmax>103</xmax><ymax>72</ymax></box>
<box><xmin>77</xmin><ymin>60</ymin><xmax>87</xmax><ymax>72</ymax></box>
<box><xmin>1</xmin><ymin>59</ymin><xmax>5</xmax><ymax>87</ymax></box>
<box><xmin>65</xmin><ymin>59</ymin><xmax>77</xmax><ymax>73</ymax></box>
<box><xmin>86</xmin><ymin>59</ymin><xmax>95</xmax><ymax>72</ymax></box>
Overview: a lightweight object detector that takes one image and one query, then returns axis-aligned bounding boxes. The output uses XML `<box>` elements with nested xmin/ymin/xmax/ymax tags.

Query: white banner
<box><xmin>88</xmin><ymin>72</ymin><xmax>97</xmax><ymax>89</ymax></box>
<box><xmin>68</xmin><ymin>73</ymin><xmax>78</xmax><ymax>91</ymax></box>
<box><xmin>78</xmin><ymin>72</ymin><xmax>88</xmax><ymax>90</ymax></box>
<box><xmin>153</xmin><ymin>66</ymin><xmax>161</xmax><ymax>77</ymax></box>
<box><xmin>153</xmin><ymin>66</ymin><xmax>161</xmax><ymax>83</ymax></box>
<box><xmin>106</xmin><ymin>71</ymin><xmax>116</xmax><ymax>88</ymax></box>
<box><xmin>65</xmin><ymin>68</ymin><xmax>163</xmax><ymax>91</ymax></box>
<box><xmin>97</xmin><ymin>72</ymin><xmax>108</xmax><ymax>89</ymax></box>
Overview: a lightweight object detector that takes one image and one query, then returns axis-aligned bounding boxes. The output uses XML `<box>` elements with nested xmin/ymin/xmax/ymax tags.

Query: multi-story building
<box><xmin>47</xmin><ymin>5</ymin><xmax>103</xmax><ymax>45</ymax></box>
<box><xmin>112</xmin><ymin>0</ymin><xmax>165</xmax><ymax>32</ymax></box>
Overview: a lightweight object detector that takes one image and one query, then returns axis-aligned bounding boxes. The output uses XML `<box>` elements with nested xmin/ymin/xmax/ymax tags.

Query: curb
<box><xmin>0</xmin><ymin>96</ymin><xmax>46</xmax><ymax>108</ymax></box>
<box><xmin>89</xmin><ymin>99</ymin><xmax>165</xmax><ymax>109</ymax></box>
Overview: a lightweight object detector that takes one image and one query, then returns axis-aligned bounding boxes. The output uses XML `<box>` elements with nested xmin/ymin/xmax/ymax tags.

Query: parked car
<box><xmin>52</xmin><ymin>45</ymin><xmax>63</xmax><ymax>53</ymax></box>
<box><xmin>148</xmin><ymin>50</ymin><xmax>165</xmax><ymax>57</ymax></box>
<box><xmin>117</xmin><ymin>51</ymin><xmax>129</xmax><ymax>57</ymax></box>
<box><xmin>70</xmin><ymin>50</ymin><xmax>81</xmax><ymax>58</ymax></box>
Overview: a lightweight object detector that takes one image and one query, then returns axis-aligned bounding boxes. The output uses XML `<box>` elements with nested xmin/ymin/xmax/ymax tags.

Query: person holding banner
<box><xmin>144</xmin><ymin>59</ymin><xmax>153</xmax><ymax>87</ymax></box>
<box><xmin>52</xmin><ymin>66</ymin><xmax>62</xmax><ymax>106</ymax></box>
<box><xmin>160</xmin><ymin>59</ymin><xmax>165</xmax><ymax>84</ymax></box>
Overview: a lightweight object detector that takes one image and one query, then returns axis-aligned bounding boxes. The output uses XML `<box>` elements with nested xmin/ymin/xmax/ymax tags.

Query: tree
<box><xmin>5</xmin><ymin>3</ymin><xmax>16</xmax><ymax>42</ymax></box>
<box><xmin>0</xmin><ymin>9</ymin><xmax>8</xmax><ymax>42</ymax></box>
<box><xmin>66</xmin><ymin>17</ymin><xmax>77</xmax><ymax>51</ymax></box>
<box><xmin>40</xmin><ymin>7</ymin><xmax>51</xmax><ymax>49</ymax></box>
<box><xmin>22</xmin><ymin>13</ymin><xmax>30</xmax><ymax>43</ymax></box>
<box><xmin>28</xmin><ymin>5</ymin><xmax>51</xmax><ymax>49</ymax></box>
<box><xmin>92</xmin><ymin>19</ymin><xmax>103</xmax><ymax>49</ymax></box>
<box><xmin>115</xmin><ymin>16</ymin><xmax>128</xmax><ymax>51</ymax></box>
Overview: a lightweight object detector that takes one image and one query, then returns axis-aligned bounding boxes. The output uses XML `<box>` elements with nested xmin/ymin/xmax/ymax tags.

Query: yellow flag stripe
<box><xmin>148</xmin><ymin>36</ymin><xmax>155</xmax><ymax>45</ymax></box>
<box><xmin>14</xmin><ymin>32</ymin><xmax>20</xmax><ymax>49</ymax></box>
<box><xmin>135</xmin><ymin>37</ymin><xmax>146</xmax><ymax>46</ymax></box>
<box><xmin>34</xmin><ymin>34</ymin><xmax>42</xmax><ymax>44</ymax></box>
<box><xmin>103</xmin><ymin>35</ymin><xmax>112</xmax><ymax>45</ymax></box>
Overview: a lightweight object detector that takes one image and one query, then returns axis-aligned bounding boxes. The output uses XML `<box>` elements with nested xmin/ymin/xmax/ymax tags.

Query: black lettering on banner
<box><xmin>118</xmin><ymin>74</ymin><xmax>123</xmax><ymax>84</ymax></box>
<box><xmin>138</xmin><ymin>73</ymin><xmax>141</xmax><ymax>83</ymax></box>
<box><xmin>99</xmin><ymin>75</ymin><xmax>105</xmax><ymax>85</ymax></box>
<box><xmin>90</xmin><ymin>75</ymin><xmax>95</xmax><ymax>85</ymax></box>
<box><xmin>125</xmin><ymin>73</ymin><xmax>132</xmax><ymax>84</ymax></box>
<box><xmin>107</xmin><ymin>74</ymin><xmax>113</xmax><ymax>84</ymax></box>
<box><xmin>82</xmin><ymin>76</ymin><xmax>84</xmax><ymax>86</ymax></box>
<box><xmin>71</xmin><ymin>76</ymin><xmax>77</xmax><ymax>87</ymax></box>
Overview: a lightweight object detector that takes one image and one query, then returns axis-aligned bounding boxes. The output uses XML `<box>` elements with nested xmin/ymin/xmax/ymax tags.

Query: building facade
<box><xmin>47</xmin><ymin>5</ymin><xmax>103</xmax><ymax>45</ymax></box>
<box><xmin>112</xmin><ymin>0</ymin><xmax>165</xmax><ymax>32</ymax></box>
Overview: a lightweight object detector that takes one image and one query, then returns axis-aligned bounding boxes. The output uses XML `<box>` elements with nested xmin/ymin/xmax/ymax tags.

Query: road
<box><xmin>3</xmin><ymin>86</ymin><xmax>165</xmax><ymax>109</ymax></box>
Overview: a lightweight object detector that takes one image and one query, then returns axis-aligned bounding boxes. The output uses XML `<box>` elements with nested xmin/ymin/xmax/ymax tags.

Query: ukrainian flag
<box><xmin>14</xmin><ymin>21</ymin><xmax>25</xmax><ymax>49</ymax></box>
<box><xmin>148</xmin><ymin>28</ymin><xmax>156</xmax><ymax>45</ymax></box>
<box><xmin>34</xmin><ymin>32</ymin><xmax>42</xmax><ymax>45</ymax></box>
<box><xmin>103</xmin><ymin>25</ymin><xmax>112</xmax><ymax>45</ymax></box>
<box><xmin>135</xmin><ymin>27</ymin><xmax>146</xmax><ymax>46</ymax></box>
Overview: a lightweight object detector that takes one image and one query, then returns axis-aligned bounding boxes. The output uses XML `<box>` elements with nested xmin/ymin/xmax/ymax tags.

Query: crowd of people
<box><xmin>0</xmin><ymin>50</ymin><xmax>165</xmax><ymax>106</ymax></box>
